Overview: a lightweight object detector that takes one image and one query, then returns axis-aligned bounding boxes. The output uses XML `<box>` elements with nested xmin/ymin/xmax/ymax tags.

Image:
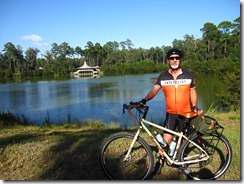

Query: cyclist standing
<box><xmin>139</xmin><ymin>48</ymin><xmax>202</xmax><ymax>172</ymax></box>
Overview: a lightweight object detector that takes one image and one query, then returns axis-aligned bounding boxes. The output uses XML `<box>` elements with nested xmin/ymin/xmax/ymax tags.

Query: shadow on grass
<box><xmin>0</xmin><ymin>128</ymin><xmax>187</xmax><ymax>180</ymax></box>
<box><xmin>37</xmin><ymin>129</ymin><xmax>118</xmax><ymax>180</ymax></box>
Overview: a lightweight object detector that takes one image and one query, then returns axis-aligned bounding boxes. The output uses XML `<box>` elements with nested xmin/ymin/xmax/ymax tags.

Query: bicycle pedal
<box><xmin>183</xmin><ymin>167</ymin><xmax>192</xmax><ymax>175</ymax></box>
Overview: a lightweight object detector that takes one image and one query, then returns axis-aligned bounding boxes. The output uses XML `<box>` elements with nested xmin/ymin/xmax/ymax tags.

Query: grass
<box><xmin>0</xmin><ymin>111</ymin><xmax>240</xmax><ymax>180</ymax></box>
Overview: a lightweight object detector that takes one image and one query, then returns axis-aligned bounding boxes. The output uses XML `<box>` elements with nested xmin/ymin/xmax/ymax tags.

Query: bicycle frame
<box><xmin>124</xmin><ymin>117</ymin><xmax>210</xmax><ymax>166</ymax></box>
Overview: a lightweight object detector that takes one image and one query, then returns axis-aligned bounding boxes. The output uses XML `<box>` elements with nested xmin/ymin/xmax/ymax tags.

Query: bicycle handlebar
<box><xmin>123</xmin><ymin>102</ymin><xmax>149</xmax><ymax>121</ymax></box>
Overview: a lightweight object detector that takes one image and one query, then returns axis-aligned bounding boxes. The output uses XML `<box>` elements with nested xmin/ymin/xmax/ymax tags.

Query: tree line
<box><xmin>0</xmin><ymin>17</ymin><xmax>240</xmax><ymax>111</ymax></box>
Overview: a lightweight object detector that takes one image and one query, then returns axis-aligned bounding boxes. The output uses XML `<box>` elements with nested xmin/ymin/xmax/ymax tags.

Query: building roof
<box><xmin>76</xmin><ymin>61</ymin><xmax>101</xmax><ymax>71</ymax></box>
<box><xmin>81</xmin><ymin>61</ymin><xmax>91</xmax><ymax>68</ymax></box>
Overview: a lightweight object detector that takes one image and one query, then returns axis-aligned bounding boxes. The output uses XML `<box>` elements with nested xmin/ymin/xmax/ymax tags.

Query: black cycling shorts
<box><xmin>165</xmin><ymin>113</ymin><xmax>186</xmax><ymax>133</ymax></box>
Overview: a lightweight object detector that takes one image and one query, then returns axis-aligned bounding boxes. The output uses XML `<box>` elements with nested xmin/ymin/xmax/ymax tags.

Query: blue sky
<box><xmin>0</xmin><ymin>0</ymin><xmax>240</xmax><ymax>56</ymax></box>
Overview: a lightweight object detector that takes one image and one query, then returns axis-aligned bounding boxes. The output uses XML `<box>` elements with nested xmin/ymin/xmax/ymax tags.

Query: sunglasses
<box><xmin>169</xmin><ymin>56</ymin><xmax>180</xmax><ymax>60</ymax></box>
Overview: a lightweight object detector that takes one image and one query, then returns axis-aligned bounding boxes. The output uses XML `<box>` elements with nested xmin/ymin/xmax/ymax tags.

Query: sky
<box><xmin>0</xmin><ymin>0</ymin><xmax>240</xmax><ymax>57</ymax></box>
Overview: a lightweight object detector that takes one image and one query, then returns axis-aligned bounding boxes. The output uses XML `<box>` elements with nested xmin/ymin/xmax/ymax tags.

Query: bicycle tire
<box><xmin>178</xmin><ymin>132</ymin><xmax>232</xmax><ymax>180</ymax></box>
<box><xmin>100</xmin><ymin>131</ymin><xmax>154</xmax><ymax>180</ymax></box>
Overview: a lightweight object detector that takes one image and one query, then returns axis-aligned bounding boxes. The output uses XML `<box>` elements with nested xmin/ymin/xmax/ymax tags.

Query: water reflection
<box><xmin>0</xmin><ymin>73</ymin><xmax>222</xmax><ymax>127</ymax></box>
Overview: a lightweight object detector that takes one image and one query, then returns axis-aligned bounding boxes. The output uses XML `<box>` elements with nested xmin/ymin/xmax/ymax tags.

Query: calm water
<box><xmin>0</xmin><ymin>73</ymin><xmax>223</xmax><ymax>127</ymax></box>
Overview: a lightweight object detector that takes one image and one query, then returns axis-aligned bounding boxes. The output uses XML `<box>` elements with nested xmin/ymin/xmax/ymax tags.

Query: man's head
<box><xmin>166</xmin><ymin>48</ymin><xmax>183</xmax><ymax>71</ymax></box>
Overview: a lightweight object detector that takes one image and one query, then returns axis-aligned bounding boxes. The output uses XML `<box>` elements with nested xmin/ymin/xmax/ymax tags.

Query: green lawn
<box><xmin>0</xmin><ymin>111</ymin><xmax>240</xmax><ymax>180</ymax></box>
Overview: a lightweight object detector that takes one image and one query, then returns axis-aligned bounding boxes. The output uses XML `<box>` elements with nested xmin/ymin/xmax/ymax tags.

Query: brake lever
<box><xmin>122</xmin><ymin>104</ymin><xmax>128</xmax><ymax>115</ymax></box>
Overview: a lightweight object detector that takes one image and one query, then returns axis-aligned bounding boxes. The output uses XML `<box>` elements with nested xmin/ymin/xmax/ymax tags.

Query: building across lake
<box><xmin>73</xmin><ymin>61</ymin><xmax>101</xmax><ymax>78</ymax></box>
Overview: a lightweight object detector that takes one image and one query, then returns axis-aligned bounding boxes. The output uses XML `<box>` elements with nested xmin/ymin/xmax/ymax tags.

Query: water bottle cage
<box><xmin>160</xmin><ymin>144</ymin><xmax>169</xmax><ymax>151</ymax></box>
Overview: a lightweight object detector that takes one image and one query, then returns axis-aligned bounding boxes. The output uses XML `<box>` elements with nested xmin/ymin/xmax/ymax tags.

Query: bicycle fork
<box><xmin>123</xmin><ymin>127</ymin><xmax>142</xmax><ymax>162</ymax></box>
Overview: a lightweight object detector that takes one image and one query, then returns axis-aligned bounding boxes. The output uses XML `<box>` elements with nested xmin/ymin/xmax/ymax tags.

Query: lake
<box><xmin>0</xmin><ymin>73</ymin><xmax>223</xmax><ymax>127</ymax></box>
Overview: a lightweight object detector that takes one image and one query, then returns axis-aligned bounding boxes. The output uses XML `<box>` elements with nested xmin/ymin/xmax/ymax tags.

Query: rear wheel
<box><xmin>100</xmin><ymin>132</ymin><xmax>154</xmax><ymax>180</ymax></box>
<box><xmin>178</xmin><ymin>133</ymin><xmax>232</xmax><ymax>180</ymax></box>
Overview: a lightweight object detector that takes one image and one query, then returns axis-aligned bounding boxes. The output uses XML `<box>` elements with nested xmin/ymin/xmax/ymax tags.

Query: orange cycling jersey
<box><xmin>155</xmin><ymin>69</ymin><xmax>196</xmax><ymax>114</ymax></box>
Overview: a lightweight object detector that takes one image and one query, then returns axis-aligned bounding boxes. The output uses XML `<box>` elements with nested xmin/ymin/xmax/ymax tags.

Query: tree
<box><xmin>84</xmin><ymin>41</ymin><xmax>94</xmax><ymax>65</ymax></box>
<box><xmin>2</xmin><ymin>42</ymin><xmax>24</xmax><ymax>73</ymax></box>
<box><xmin>230</xmin><ymin>17</ymin><xmax>240</xmax><ymax>61</ymax></box>
<box><xmin>42</xmin><ymin>50</ymin><xmax>53</xmax><ymax>62</ymax></box>
<box><xmin>154</xmin><ymin>46</ymin><xmax>163</xmax><ymax>64</ymax></box>
<box><xmin>200</xmin><ymin>22</ymin><xmax>220</xmax><ymax>61</ymax></box>
<box><xmin>218</xmin><ymin>21</ymin><xmax>233</xmax><ymax>57</ymax></box>
<box><xmin>120</xmin><ymin>39</ymin><xmax>134</xmax><ymax>63</ymax></box>
<box><xmin>182</xmin><ymin>34</ymin><xmax>198</xmax><ymax>61</ymax></box>
<box><xmin>103</xmin><ymin>41</ymin><xmax>120</xmax><ymax>65</ymax></box>
<box><xmin>51</xmin><ymin>42</ymin><xmax>74</xmax><ymax>60</ymax></box>
<box><xmin>120</xmin><ymin>39</ymin><xmax>134</xmax><ymax>50</ymax></box>
<box><xmin>75</xmin><ymin>46</ymin><xmax>84</xmax><ymax>59</ymax></box>
<box><xmin>50</xmin><ymin>43</ymin><xmax>59</xmax><ymax>59</ymax></box>
<box><xmin>172</xmin><ymin>39</ymin><xmax>184</xmax><ymax>51</ymax></box>
<box><xmin>25</xmin><ymin>47</ymin><xmax>40</xmax><ymax>69</ymax></box>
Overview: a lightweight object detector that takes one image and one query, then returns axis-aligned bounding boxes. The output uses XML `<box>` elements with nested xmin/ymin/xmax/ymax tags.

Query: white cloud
<box><xmin>21</xmin><ymin>34</ymin><xmax>43</xmax><ymax>42</ymax></box>
<box><xmin>20</xmin><ymin>34</ymin><xmax>48</xmax><ymax>48</ymax></box>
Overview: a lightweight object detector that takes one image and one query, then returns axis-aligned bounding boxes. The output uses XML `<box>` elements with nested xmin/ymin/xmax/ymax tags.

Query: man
<box><xmin>139</xmin><ymin>48</ymin><xmax>202</xmax><ymax>172</ymax></box>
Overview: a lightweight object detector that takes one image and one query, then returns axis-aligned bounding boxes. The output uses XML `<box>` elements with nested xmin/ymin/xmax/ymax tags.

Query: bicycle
<box><xmin>100</xmin><ymin>102</ymin><xmax>232</xmax><ymax>180</ymax></box>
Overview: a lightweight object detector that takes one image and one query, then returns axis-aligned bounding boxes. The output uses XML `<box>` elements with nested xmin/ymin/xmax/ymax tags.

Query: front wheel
<box><xmin>100</xmin><ymin>131</ymin><xmax>154</xmax><ymax>180</ymax></box>
<box><xmin>178</xmin><ymin>132</ymin><xmax>232</xmax><ymax>180</ymax></box>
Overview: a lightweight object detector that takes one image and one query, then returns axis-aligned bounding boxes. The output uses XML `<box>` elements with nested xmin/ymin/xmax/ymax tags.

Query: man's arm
<box><xmin>143</xmin><ymin>85</ymin><xmax>161</xmax><ymax>101</ymax></box>
<box><xmin>190</xmin><ymin>88</ymin><xmax>202</xmax><ymax>114</ymax></box>
<box><xmin>190</xmin><ymin>88</ymin><xmax>197</xmax><ymax>107</ymax></box>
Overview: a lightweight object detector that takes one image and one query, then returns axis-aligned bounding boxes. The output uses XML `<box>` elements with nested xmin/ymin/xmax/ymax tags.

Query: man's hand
<box><xmin>192</xmin><ymin>105</ymin><xmax>203</xmax><ymax>115</ymax></box>
<box><xmin>139</xmin><ymin>98</ymin><xmax>147</xmax><ymax>106</ymax></box>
